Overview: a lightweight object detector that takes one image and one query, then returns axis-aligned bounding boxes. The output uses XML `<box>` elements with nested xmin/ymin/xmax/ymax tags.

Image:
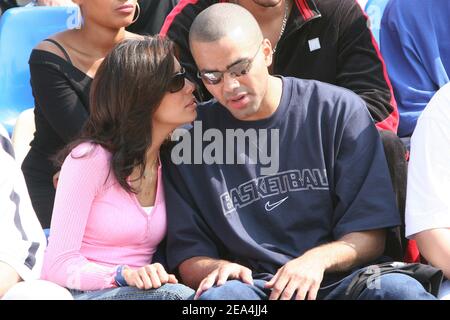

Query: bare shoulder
<box><xmin>34</xmin><ymin>31</ymin><xmax>73</xmax><ymax>61</ymax></box>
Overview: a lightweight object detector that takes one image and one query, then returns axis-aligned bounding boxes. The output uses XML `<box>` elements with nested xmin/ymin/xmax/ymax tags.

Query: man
<box><xmin>161</xmin><ymin>0</ymin><xmax>408</xmax><ymax>260</ymax></box>
<box><xmin>161</xmin><ymin>4</ymin><xmax>435</xmax><ymax>300</ymax></box>
<box><xmin>381</xmin><ymin>0</ymin><xmax>450</xmax><ymax>138</ymax></box>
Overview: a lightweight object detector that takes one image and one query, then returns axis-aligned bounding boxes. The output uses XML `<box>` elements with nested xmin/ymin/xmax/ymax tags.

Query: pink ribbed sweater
<box><xmin>41</xmin><ymin>143</ymin><xmax>167</xmax><ymax>291</ymax></box>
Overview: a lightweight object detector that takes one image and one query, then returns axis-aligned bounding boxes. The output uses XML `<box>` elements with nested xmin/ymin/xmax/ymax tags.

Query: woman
<box><xmin>41</xmin><ymin>36</ymin><xmax>197</xmax><ymax>300</ymax></box>
<box><xmin>22</xmin><ymin>0</ymin><xmax>142</xmax><ymax>228</ymax></box>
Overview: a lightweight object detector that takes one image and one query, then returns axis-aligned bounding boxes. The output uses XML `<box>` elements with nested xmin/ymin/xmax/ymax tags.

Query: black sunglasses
<box><xmin>197</xmin><ymin>43</ymin><xmax>262</xmax><ymax>85</ymax></box>
<box><xmin>168</xmin><ymin>67</ymin><xmax>187</xmax><ymax>93</ymax></box>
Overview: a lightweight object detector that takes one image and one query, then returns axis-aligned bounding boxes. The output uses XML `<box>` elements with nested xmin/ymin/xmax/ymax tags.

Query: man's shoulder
<box><xmin>287</xmin><ymin>76</ymin><xmax>364</xmax><ymax>105</ymax></box>
<box><xmin>285</xmin><ymin>76</ymin><xmax>369</xmax><ymax>125</ymax></box>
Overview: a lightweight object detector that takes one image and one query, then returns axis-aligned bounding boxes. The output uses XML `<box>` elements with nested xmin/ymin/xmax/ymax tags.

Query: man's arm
<box><xmin>415</xmin><ymin>229</ymin><xmax>450</xmax><ymax>279</ymax></box>
<box><xmin>264</xmin><ymin>229</ymin><xmax>385</xmax><ymax>300</ymax></box>
<box><xmin>265</xmin><ymin>89</ymin><xmax>401</xmax><ymax>301</ymax></box>
<box><xmin>179</xmin><ymin>229</ymin><xmax>386</xmax><ymax>300</ymax></box>
<box><xmin>0</xmin><ymin>262</ymin><xmax>21</xmax><ymax>298</ymax></box>
<box><xmin>304</xmin><ymin>229</ymin><xmax>386</xmax><ymax>273</ymax></box>
<box><xmin>179</xmin><ymin>256</ymin><xmax>227</xmax><ymax>289</ymax></box>
<box><xmin>405</xmin><ymin>86</ymin><xmax>450</xmax><ymax>278</ymax></box>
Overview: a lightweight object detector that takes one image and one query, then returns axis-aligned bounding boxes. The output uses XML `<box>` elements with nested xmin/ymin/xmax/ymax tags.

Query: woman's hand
<box><xmin>122</xmin><ymin>263</ymin><xmax>178</xmax><ymax>290</ymax></box>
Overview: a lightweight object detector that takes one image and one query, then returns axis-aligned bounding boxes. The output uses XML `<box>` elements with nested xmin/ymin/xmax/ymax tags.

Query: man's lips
<box><xmin>227</xmin><ymin>93</ymin><xmax>249</xmax><ymax>109</ymax></box>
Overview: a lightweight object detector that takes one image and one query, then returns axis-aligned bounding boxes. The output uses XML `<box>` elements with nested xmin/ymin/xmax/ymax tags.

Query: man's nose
<box><xmin>222</xmin><ymin>72</ymin><xmax>240</xmax><ymax>93</ymax></box>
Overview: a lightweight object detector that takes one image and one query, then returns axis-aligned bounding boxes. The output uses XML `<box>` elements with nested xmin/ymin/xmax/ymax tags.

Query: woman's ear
<box><xmin>262</xmin><ymin>38</ymin><xmax>273</xmax><ymax>68</ymax></box>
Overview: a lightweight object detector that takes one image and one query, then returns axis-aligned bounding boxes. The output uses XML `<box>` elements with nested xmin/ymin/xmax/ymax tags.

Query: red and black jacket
<box><xmin>161</xmin><ymin>0</ymin><xmax>398</xmax><ymax>132</ymax></box>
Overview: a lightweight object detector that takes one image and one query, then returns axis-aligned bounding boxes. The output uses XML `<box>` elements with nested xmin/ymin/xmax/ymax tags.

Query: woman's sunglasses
<box><xmin>168</xmin><ymin>67</ymin><xmax>187</xmax><ymax>93</ymax></box>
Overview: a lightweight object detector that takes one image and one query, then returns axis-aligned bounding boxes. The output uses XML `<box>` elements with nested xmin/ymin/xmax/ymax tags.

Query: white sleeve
<box><xmin>405</xmin><ymin>85</ymin><xmax>450</xmax><ymax>238</ymax></box>
<box><xmin>0</xmin><ymin>127</ymin><xmax>46</xmax><ymax>281</ymax></box>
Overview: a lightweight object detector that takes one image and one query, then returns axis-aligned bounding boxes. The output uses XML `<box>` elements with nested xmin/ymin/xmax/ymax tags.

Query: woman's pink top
<box><xmin>41</xmin><ymin>143</ymin><xmax>167</xmax><ymax>290</ymax></box>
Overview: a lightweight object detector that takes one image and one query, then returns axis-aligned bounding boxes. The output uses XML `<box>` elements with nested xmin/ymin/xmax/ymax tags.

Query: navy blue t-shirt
<box><xmin>162</xmin><ymin>77</ymin><xmax>400</xmax><ymax>284</ymax></box>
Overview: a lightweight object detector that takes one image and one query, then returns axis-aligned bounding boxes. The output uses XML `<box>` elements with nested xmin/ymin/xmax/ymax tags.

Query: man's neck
<box><xmin>256</xmin><ymin>75</ymin><xmax>284</xmax><ymax>120</ymax></box>
<box><xmin>234</xmin><ymin>0</ymin><xmax>293</xmax><ymax>57</ymax></box>
<box><xmin>235</xmin><ymin>0</ymin><xmax>288</xmax><ymax>24</ymax></box>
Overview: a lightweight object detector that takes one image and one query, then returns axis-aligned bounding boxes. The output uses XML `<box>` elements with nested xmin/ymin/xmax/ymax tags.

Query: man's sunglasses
<box><xmin>168</xmin><ymin>67</ymin><xmax>187</xmax><ymax>93</ymax></box>
<box><xmin>197</xmin><ymin>43</ymin><xmax>262</xmax><ymax>85</ymax></box>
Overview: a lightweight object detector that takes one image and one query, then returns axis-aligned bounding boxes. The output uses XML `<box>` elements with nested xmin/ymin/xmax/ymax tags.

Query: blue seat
<box><xmin>0</xmin><ymin>6</ymin><xmax>80</xmax><ymax>135</ymax></box>
<box><xmin>365</xmin><ymin>0</ymin><xmax>389</xmax><ymax>46</ymax></box>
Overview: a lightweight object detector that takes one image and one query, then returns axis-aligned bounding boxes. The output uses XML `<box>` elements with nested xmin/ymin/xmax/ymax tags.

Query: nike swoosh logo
<box><xmin>265</xmin><ymin>196</ymin><xmax>289</xmax><ymax>212</ymax></box>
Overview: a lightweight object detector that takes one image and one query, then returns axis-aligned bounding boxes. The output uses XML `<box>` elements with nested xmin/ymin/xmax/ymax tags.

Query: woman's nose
<box><xmin>185</xmin><ymin>78</ymin><xmax>196</xmax><ymax>93</ymax></box>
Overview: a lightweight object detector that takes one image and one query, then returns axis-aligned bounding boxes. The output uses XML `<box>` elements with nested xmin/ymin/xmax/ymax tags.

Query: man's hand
<box><xmin>264</xmin><ymin>255</ymin><xmax>326</xmax><ymax>300</ymax></box>
<box><xmin>264</xmin><ymin>230</ymin><xmax>386</xmax><ymax>300</ymax></box>
<box><xmin>194</xmin><ymin>262</ymin><xmax>253</xmax><ymax>299</ymax></box>
<box><xmin>37</xmin><ymin>0</ymin><xmax>74</xmax><ymax>6</ymax></box>
<box><xmin>122</xmin><ymin>263</ymin><xmax>178</xmax><ymax>290</ymax></box>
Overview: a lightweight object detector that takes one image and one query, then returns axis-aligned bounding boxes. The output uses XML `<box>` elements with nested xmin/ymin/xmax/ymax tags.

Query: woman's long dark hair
<box><xmin>55</xmin><ymin>36</ymin><xmax>176</xmax><ymax>193</ymax></box>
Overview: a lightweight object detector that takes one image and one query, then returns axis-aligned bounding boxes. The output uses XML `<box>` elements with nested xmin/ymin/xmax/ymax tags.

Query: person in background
<box><xmin>126</xmin><ymin>0</ymin><xmax>179</xmax><ymax>36</ymax></box>
<box><xmin>405</xmin><ymin>82</ymin><xmax>450</xmax><ymax>300</ymax></box>
<box><xmin>381</xmin><ymin>0</ymin><xmax>450</xmax><ymax>138</ymax></box>
<box><xmin>22</xmin><ymin>0</ymin><xmax>142</xmax><ymax>228</ymax></box>
<box><xmin>0</xmin><ymin>124</ymin><xmax>71</xmax><ymax>300</ymax></box>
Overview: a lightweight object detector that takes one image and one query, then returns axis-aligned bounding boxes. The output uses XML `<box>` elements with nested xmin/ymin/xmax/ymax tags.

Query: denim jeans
<box><xmin>70</xmin><ymin>283</ymin><xmax>195</xmax><ymax>300</ymax></box>
<box><xmin>197</xmin><ymin>268</ymin><xmax>437</xmax><ymax>300</ymax></box>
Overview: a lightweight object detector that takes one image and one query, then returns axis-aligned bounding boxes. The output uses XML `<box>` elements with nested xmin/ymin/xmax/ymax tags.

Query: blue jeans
<box><xmin>198</xmin><ymin>269</ymin><xmax>437</xmax><ymax>300</ymax></box>
<box><xmin>70</xmin><ymin>283</ymin><xmax>195</xmax><ymax>300</ymax></box>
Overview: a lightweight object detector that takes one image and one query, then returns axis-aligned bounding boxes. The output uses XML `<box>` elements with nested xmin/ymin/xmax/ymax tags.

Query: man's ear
<box><xmin>262</xmin><ymin>38</ymin><xmax>273</xmax><ymax>67</ymax></box>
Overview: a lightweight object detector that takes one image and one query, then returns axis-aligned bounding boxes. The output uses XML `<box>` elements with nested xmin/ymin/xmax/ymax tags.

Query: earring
<box><xmin>131</xmin><ymin>2</ymin><xmax>141</xmax><ymax>24</ymax></box>
<box><xmin>77</xmin><ymin>5</ymin><xmax>84</xmax><ymax>29</ymax></box>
